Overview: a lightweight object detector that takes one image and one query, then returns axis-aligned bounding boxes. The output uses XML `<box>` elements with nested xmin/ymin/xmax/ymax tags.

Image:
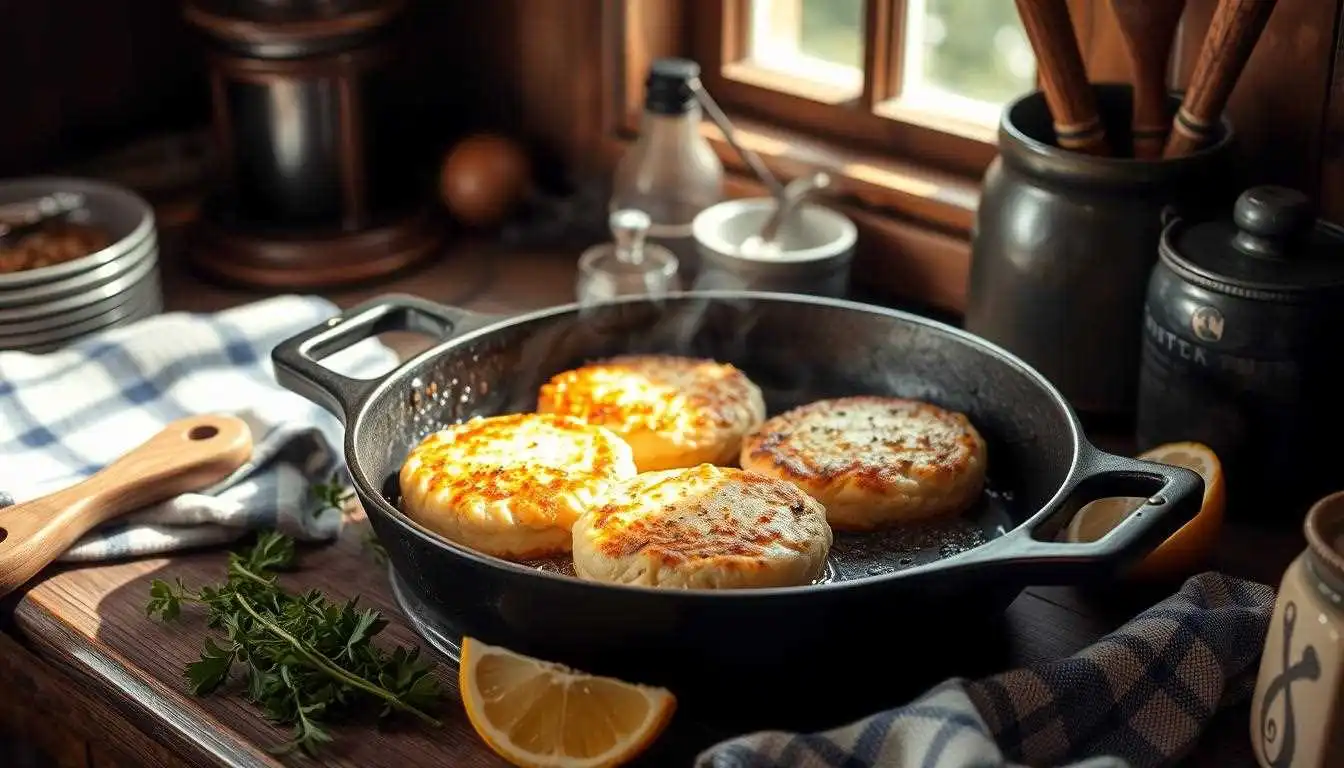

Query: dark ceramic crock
<box><xmin>1137</xmin><ymin>186</ymin><xmax>1344</xmax><ymax>521</ymax></box>
<box><xmin>966</xmin><ymin>83</ymin><xmax>1235</xmax><ymax>424</ymax></box>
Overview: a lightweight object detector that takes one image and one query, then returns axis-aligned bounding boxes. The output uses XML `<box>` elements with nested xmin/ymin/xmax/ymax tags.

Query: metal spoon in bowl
<box><xmin>738</xmin><ymin>171</ymin><xmax>832</xmax><ymax>258</ymax></box>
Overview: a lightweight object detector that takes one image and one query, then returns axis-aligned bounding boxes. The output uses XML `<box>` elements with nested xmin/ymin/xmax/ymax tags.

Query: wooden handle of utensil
<box><xmin>0</xmin><ymin>414</ymin><xmax>253</xmax><ymax>597</ymax></box>
<box><xmin>1109</xmin><ymin>0</ymin><xmax>1188</xmax><ymax>158</ymax></box>
<box><xmin>1014</xmin><ymin>0</ymin><xmax>1108</xmax><ymax>155</ymax></box>
<box><xmin>1163</xmin><ymin>0</ymin><xmax>1277</xmax><ymax>158</ymax></box>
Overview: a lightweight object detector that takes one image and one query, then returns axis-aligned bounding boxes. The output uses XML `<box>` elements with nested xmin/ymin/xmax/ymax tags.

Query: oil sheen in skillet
<box><xmin>383</xmin><ymin>473</ymin><xmax>1011</xmax><ymax>584</ymax></box>
<box><xmin>383</xmin><ymin>357</ymin><xmax>1015</xmax><ymax>586</ymax></box>
<box><xmin>389</xmin><ymin>338</ymin><xmax>1016</xmax><ymax>586</ymax></box>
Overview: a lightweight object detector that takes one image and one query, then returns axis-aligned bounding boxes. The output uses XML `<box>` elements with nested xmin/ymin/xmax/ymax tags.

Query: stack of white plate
<box><xmin>0</xmin><ymin>177</ymin><xmax>162</xmax><ymax>353</ymax></box>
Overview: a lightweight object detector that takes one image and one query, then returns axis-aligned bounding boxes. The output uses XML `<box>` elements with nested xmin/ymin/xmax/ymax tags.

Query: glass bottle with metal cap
<box><xmin>576</xmin><ymin>209</ymin><xmax>681</xmax><ymax>304</ymax></box>
<box><xmin>610</xmin><ymin>57</ymin><xmax>724</xmax><ymax>276</ymax></box>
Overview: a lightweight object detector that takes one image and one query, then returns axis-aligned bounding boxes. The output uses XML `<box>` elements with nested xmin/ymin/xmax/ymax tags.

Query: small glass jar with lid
<box><xmin>576</xmin><ymin>209</ymin><xmax>681</xmax><ymax>304</ymax></box>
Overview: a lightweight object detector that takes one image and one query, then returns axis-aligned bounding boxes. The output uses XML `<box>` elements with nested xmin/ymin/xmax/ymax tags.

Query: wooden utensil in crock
<box><xmin>0</xmin><ymin>414</ymin><xmax>253</xmax><ymax>597</ymax></box>
<box><xmin>1013</xmin><ymin>0</ymin><xmax>1109</xmax><ymax>155</ymax></box>
<box><xmin>1109</xmin><ymin>0</ymin><xmax>1187</xmax><ymax>158</ymax></box>
<box><xmin>1163</xmin><ymin>0</ymin><xmax>1278</xmax><ymax>158</ymax></box>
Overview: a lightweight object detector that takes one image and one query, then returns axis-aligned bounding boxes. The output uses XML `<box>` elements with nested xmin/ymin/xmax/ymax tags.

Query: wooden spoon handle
<box><xmin>0</xmin><ymin>414</ymin><xmax>253</xmax><ymax>597</ymax></box>
<box><xmin>1163</xmin><ymin>0</ymin><xmax>1277</xmax><ymax>158</ymax></box>
<box><xmin>1109</xmin><ymin>0</ymin><xmax>1188</xmax><ymax>158</ymax></box>
<box><xmin>1014</xmin><ymin>0</ymin><xmax>1108</xmax><ymax>155</ymax></box>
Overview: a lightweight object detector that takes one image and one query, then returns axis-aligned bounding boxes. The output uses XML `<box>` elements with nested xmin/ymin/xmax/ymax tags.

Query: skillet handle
<box><xmin>982</xmin><ymin>447</ymin><xmax>1204</xmax><ymax>584</ymax></box>
<box><xmin>271</xmin><ymin>294</ymin><xmax>486</xmax><ymax>423</ymax></box>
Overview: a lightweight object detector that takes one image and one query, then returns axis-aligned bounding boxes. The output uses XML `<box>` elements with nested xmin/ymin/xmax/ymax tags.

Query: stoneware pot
<box><xmin>1251</xmin><ymin>490</ymin><xmax>1344</xmax><ymax>768</ymax></box>
<box><xmin>966</xmin><ymin>83</ymin><xmax>1235</xmax><ymax>424</ymax></box>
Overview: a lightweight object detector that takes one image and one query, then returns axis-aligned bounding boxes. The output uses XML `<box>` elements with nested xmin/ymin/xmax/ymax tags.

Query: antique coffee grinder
<box><xmin>1137</xmin><ymin>186</ymin><xmax>1344</xmax><ymax>521</ymax></box>
<box><xmin>184</xmin><ymin>0</ymin><xmax>443</xmax><ymax>288</ymax></box>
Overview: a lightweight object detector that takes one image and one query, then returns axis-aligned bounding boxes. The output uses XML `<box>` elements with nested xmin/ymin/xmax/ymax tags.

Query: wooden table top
<box><xmin>0</xmin><ymin>231</ymin><xmax>1310</xmax><ymax>767</ymax></box>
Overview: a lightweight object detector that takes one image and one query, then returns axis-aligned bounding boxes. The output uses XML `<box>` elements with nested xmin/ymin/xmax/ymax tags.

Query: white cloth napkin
<box><xmin>0</xmin><ymin>295</ymin><xmax>395</xmax><ymax>561</ymax></box>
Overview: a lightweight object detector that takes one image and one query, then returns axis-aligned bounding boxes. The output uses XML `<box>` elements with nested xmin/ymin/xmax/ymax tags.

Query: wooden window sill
<box><xmin>691</xmin><ymin>113</ymin><xmax>983</xmax><ymax>237</ymax></box>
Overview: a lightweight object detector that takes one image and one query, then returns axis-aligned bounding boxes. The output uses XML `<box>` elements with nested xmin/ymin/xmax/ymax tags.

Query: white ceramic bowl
<box><xmin>690</xmin><ymin>197</ymin><xmax>856</xmax><ymax>297</ymax></box>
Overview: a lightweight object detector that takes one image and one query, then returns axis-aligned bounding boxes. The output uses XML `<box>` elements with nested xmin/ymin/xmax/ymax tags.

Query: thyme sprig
<box><xmin>147</xmin><ymin>531</ymin><xmax>443</xmax><ymax>757</ymax></box>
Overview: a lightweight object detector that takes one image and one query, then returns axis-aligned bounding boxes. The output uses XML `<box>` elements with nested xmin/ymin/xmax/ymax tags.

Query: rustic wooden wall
<box><xmin>0</xmin><ymin>0</ymin><xmax>605</xmax><ymax>185</ymax></box>
<box><xmin>0</xmin><ymin>0</ymin><xmax>207</xmax><ymax>176</ymax></box>
<box><xmin>2</xmin><ymin>0</ymin><xmax>1342</xmax><ymax>214</ymax></box>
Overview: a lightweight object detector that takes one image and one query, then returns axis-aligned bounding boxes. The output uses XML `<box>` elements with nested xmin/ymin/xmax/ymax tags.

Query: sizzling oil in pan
<box><xmin>382</xmin><ymin>353</ymin><xmax>1019</xmax><ymax>585</ymax></box>
<box><xmin>381</xmin><ymin>470</ymin><xmax>1014</xmax><ymax>586</ymax></box>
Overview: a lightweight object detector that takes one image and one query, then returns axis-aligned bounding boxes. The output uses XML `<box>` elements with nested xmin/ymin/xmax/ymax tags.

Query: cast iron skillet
<box><xmin>273</xmin><ymin>292</ymin><xmax>1201</xmax><ymax>724</ymax></box>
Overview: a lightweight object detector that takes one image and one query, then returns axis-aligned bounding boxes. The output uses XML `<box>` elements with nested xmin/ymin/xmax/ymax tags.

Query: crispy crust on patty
<box><xmin>400</xmin><ymin>413</ymin><xmax>637</xmax><ymax>559</ymax></box>
<box><xmin>571</xmin><ymin>464</ymin><xmax>832</xmax><ymax>589</ymax></box>
<box><xmin>536</xmin><ymin>355</ymin><xmax>765</xmax><ymax>472</ymax></box>
<box><xmin>739</xmin><ymin>396</ymin><xmax>987</xmax><ymax>529</ymax></box>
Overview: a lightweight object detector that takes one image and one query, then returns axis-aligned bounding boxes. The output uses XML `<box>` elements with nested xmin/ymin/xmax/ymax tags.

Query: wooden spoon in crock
<box><xmin>1014</xmin><ymin>0</ymin><xmax>1109</xmax><ymax>155</ymax></box>
<box><xmin>0</xmin><ymin>414</ymin><xmax>253</xmax><ymax>597</ymax></box>
<box><xmin>1110</xmin><ymin>0</ymin><xmax>1188</xmax><ymax>159</ymax></box>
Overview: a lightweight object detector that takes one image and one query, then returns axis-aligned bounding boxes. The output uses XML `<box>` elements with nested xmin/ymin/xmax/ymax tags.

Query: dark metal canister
<box><xmin>1137</xmin><ymin>186</ymin><xmax>1344</xmax><ymax>520</ymax></box>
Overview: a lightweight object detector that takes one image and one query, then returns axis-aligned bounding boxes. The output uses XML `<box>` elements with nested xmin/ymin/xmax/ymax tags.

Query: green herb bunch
<box><xmin>146</xmin><ymin>531</ymin><xmax>443</xmax><ymax>757</ymax></box>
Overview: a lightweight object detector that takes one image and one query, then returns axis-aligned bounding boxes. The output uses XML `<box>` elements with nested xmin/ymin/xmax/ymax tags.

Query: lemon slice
<box><xmin>1066</xmin><ymin>497</ymin><xmax>1146</xmax><ymax>543</ymax></box>
<box><xmin>1064</xmin><ymin>441</ymin><xmax>1225</xmax><ymax>581</ymax></box>
<box><xmin>1132</xmin><ymin>441</ymin><xmax>1226</xmax><ymax>580</ymax></box>
<box><xmin>458</xmin><ymin>636</ymin><xmax>677</xmax><ymax>768</ymax></box>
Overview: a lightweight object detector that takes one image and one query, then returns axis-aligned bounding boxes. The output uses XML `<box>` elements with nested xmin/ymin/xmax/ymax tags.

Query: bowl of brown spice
<box><xmin>0</xmin><ymin>177</ymin><xmax>161</xmax><ymax>352</ymax></box>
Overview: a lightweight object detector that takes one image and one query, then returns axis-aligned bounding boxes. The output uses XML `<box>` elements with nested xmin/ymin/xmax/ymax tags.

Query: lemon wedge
<box><xmin>1065</xmin><ymin>441</ymin><xmax>1225</xmax><ymax>581</ymax></box>
<box><xmin>1066</xmin><ymin>497</ymin><xmax>1146</xmax><ymax>543</ymax></box>
<box><xmin>458</xmin><ymin>636</ymin><xmax>676</xmax><ymax>768</ymax></box>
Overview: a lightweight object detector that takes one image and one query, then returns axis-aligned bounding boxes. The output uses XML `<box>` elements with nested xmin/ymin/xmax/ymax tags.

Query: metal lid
<box><xmin>1161</xmin><ymin>185</ymin><xmax>1344</xmax><ymax>300</ymax></box>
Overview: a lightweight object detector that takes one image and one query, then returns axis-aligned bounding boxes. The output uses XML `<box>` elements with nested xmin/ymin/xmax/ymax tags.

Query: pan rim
<box><xmin>349</xmin><ymin>290</ymin><xmax>1087</xmax><ymax>600</ymax></box>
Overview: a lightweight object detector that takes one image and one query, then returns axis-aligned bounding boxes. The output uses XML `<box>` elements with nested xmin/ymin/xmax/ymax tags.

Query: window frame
<box><xmin>694</xmin><ymin>0</ymin><xmax>1003</xmax><ymax>180</ymax></box>
<box><xmin>600</xmin><ymin>0</ymin><xmax>1166</xmax><ymax>311</ymax></box>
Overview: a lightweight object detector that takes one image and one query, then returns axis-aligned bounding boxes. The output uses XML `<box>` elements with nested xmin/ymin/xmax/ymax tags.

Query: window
<box><xmin>610</xmin><ymin>1</ymin><xmax>1120</xmax><ymax>243</ymax></box>
<box><xmin>736</xmin><ymin>0</ymin><xmax>1034</xmax><ymax>130</ymax></box>
<box><xmin>685</xmin><ymin>0</ymin><xmax>1038</xmax><ymax>181</ymax></box>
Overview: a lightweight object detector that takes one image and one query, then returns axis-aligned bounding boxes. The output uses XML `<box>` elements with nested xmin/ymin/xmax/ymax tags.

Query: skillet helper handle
<box><xmin>0</xmin><ymin>415</ymin><xmax>253</xmax><ymax>598</ymax></box>
<box><xmin>271</xmin><ymin>294</ymin><xmax>482</xmax><ymax>423</ymax></box>
<box><xmin>996</xmin><ymin>450</ymin><xmax>1204</xmax><ymax>583</ymax></box>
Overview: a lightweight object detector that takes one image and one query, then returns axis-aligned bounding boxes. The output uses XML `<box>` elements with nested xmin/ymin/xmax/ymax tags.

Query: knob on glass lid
<box><xmin>576</xmin><ymin>209</ymin><xmax>681</xmax><ymax>303</ymax></box>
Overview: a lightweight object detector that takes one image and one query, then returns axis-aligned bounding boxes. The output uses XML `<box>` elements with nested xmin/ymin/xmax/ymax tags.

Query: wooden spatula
<box><xmin>0</xmin><ymin>414</ymin><xmax>253</xmax><ymax>598</ymax></box>
<box><xmin>1110</xmin><ymin>0</ymin><xmax>1188</xmax><ymax>159</ymax></box>
<box><xmin>1014</xmin><ymin>0</ymin><xmax>1109</xmax><ymax>155</ymax></box>
<box><xmin>1163</xmin><ymin>0</ymin><xmax>1278</xmax><ymax>158</ymax></box>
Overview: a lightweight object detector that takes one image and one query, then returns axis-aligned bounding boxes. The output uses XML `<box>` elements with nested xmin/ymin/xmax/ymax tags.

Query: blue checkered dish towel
<box><xmin>698</xmin><ymin>573</ymin><xmax>1274</xmax><ymax>768</ymax></box>
<box><xmin>0</xmin><ymin>295</ymin><xmax>395</xmax><ymax>561</ymax></box>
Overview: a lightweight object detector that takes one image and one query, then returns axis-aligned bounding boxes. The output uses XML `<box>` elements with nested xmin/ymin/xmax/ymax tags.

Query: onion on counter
<box><xmin>438</xmin><ymin>133</ymin><xmax>532</xmax><ymax>229</ymax></box>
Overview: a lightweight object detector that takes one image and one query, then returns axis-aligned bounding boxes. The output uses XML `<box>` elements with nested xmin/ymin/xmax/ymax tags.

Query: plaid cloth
<box><xmin>0</xmin><ymin>295</ymin><xmax>395</xmax><ymax>561</ymax></box>
<box><xmin>698</xmin><ymin>573</ymin><xmax>1274</xmax><ymax>768</ymax></box>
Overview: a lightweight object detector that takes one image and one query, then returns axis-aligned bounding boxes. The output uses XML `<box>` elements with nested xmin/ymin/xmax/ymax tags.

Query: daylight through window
<box><xmin>738</xmin><ymin>0</ymin><xmax>1036</xmax><ymax>133</ymax></box>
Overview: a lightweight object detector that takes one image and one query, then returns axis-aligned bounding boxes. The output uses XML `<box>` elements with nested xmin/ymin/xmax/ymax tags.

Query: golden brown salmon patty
<box><xmin>536</xmin><ymin>355</ymin><xmax>766</xmax><ymax>472</ymax></box>
<box><xmin>740</xmin><ymin>396</ymin><xmax>987</xmax><ymax>529</ymax></box>
<box><xmin>571</xmin><ymin>464</ymin><xmax>832</xmax><ymax>589</ymax></box>
<box><xmin>400</xmin><ymin>413</ymin><xmax>637</xmax><ymax>559</ymax></box>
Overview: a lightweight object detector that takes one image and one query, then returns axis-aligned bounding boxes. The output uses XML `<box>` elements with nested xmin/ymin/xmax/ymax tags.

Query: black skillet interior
<box><xmin>361</xmin><ymin>293</ymin><xmax>1081</xmax><ymax>580</ymax></box>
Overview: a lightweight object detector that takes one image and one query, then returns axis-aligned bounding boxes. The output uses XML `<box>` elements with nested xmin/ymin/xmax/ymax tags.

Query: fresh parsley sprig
<box><xmin>147</xmin><ymin>531</ymin><xmax>444</xmax><ymax>757</ymax></box>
